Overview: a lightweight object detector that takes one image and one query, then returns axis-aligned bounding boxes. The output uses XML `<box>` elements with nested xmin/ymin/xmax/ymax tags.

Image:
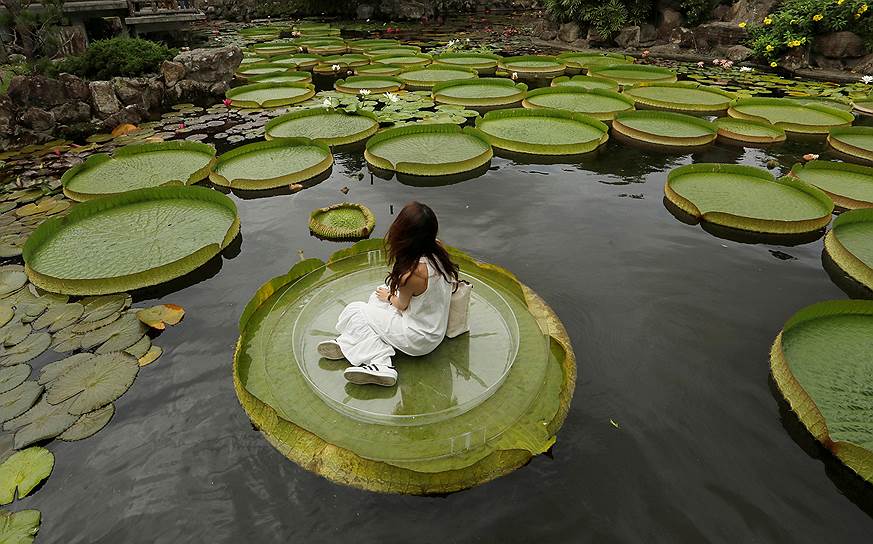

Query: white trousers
<box><xmin>335</xmin><ymin>290</ymin><xmax>395</xmax><ymax>367</ymax></box>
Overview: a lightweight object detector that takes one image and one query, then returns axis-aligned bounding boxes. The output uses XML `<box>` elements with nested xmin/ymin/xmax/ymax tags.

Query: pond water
<box><xmin>13</xmin><ymin>128</ymin><xmax>873</xmax><ymax>541</ymax></box>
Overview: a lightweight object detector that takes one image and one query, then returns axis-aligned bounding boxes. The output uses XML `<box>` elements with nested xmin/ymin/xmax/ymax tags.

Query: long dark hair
<box><xmin>385</xmin><ymin>201</ymin><xmax>458</xmax><ymax>293</ymax></box>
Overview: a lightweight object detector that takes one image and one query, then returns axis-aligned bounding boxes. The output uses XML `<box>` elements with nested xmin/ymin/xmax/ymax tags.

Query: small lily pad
<box><xmin>0</xmin><ymin>366</ymin><xmax>30</xmax><ymax>395</ymax></box>
<box><xmin>124</xmin><ymin>335</ymin><xmax>151</xmax><ymax>359</ymax></box>
<box><xmin>31</xmin><ymin>303</ymin><xmax>84</xmax><ymax>332</ymax></box>
<box><xmin>1</xmin><ymin>324</ymin><xmax>31</xmax><ymax>348</ymax></box>
<box><xmin>5</xmin><ymin>397</ymin><xmax>78</xmax><ymax>448</ymax></box>
<box><xmin>79</xmin><ymin>314</ymin><xmax>147</xmax><ymax>354</ymax></box>
<box><xmin>0</xmin><ymin>332</ymin><xmax>50</xmax><ymax>366</ymax></box>
<box><xmin>0</xmin><ymin>307</ymin><xmax>13</xmax><ymax>328</ymax></box>
<box><xmin>37</xmin><ymin>353</ymin><xmax>94</xmax><ymax>385</ymax></box>
<box><xmin>70</xmin><ymin>312</ymin><xmax>120</xmax><ymax>334</ymax></box>
<box><xmin>0</xmin><ymin>272</ymin><xmax>26</xmax><ymax>297</ymax></box>
<box><xmin>138</xmin><ymin>346</ymin><xmax>163</xmax><ymax>367</ymax></box>
<box><xmin>0</xmin><ymin>509</ymin><xmax>40</xmax><ymax>544</ymax></box>
<box><xmin>136</xmin><ymin>304</ymin><xmax>185</xmax><ymax>330</ymax></box>
<box><xmin>79</xmin><ymin>294</ymin><xmax>131</xmax><ymax>323</ymax></box>
<box><xmin>58</xmin><ymin>403</ymin><xmax>115</xmax><ymax>441</ymax></box>
<box><xmin>46</xmin><ymin>352</ymin><xmax>138</xmax><ymax>415</ymax></box>
<box><xmin>0</xmin><ymin>447</ymin><xmax>53</xmax><ymax>504</ymax></box>
<box><xmin>0</xmin><ymin>382</ymin><xmax>43</xmax><ymax>424</ymax></box>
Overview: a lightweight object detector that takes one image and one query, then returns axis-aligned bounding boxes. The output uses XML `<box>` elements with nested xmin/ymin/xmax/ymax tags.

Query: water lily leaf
<box><xmin>728</xmin><ymin>97</ymin><xmax>854</xmax><ymax>134</ymax></box>
<box><xmin>1</xmin><ymin>324</ymin><xmax>31</xmax><ymax>348</ymax></box>
<box><xmin>15</xmin><ymin>301</ymin><xmax>47</xmax><ymax>323</ymax></box>
<box><xmin>0</xmin><ymin>366</ymin><xmax>30</xmax><ymax>394</ymax></box>
<box><xmin>138</xmin><ymin>345</ymin><xmax>162</xmax><ymax>367</ymax></box>
<box><xmin>58</xmin><ymin>403</ymin><xmax>114</xmax><ymax>441</ymax></box>
<box><xmin>264</xmin><ymin>108</ymin><xmax>378</xmax><ymax>147</ymax></box>
<box><xmin>71</xmin><ymin>311</ymin><xmax>120</xmax><ymax>333</ymax></box>
<box><xmin>364</xmin><ymin>123</ymin><xmax>492</xmax><ymax>176</ymax></box>
<box><xmin>210</xmin><ymin>138</ymin><xmax>333</xmax><ymax>191</ymax></box>
<box><xmin>46</xmin><ymin>352</ymin><xmax>138</xmax><ymax>415</ymax></box>
<box><xmin>612</xmin><ymin>110</ymin><xmax>717</xmax><ymax>147</ymax></box>
<box><xmin>0</xmin><ymin>509</ymin><xmax>40</xmax><ymax>544</ymax></box>
<box><xmin>309</xmin><ymin>203</ymin><xmax>375</xmax><ymax>240</ymax></box>
<box><xmin>473</xmin><ymin>108</ymin><xmax>608</xmax><ymax>156</ymax></box>
<box><xmin>0</xmin><ymin>447</ymin><xmax>53</xmax><ymax>504</ymax></box>
<box><xmin>14</xmin><ymin>199</ymin><xmax>69</xmax><ymax>218</ymax></box>
<box><xmin>80</xmin><ymin>314</ymin><xmax>147</xmax><ymax>353</ymax></box>
<box><xmin>37</xmin><ymin>353</ymin><xmax>94</xmax><ymax>385</ymax></box>
<box><xmin>0</xmin><ymin>333</ymin><xmax>49</xmax><ymax>366</ymax></box>
<box><xmin>136</xmin><ymin>304</ymin><xmax>185</xmax><ymax>330</ymax></box>
<box><xmin>0</xmin><ymin>307</ymin><xmax>13</xmax><ymax>328</ymax></box>
<box><xmin>0</xmin><ymin>382</ymin><xmax>43</xmax><ymax>423</ymax></box>
<box><xmin>124</xmin><ymin>335</ymin><xmax>151</xmax><ymax>358</ymax></box>
<box><xmin>0</xmin><ymin>272</ymin><xmax>26</xmax><ymax>297</ymax></box>
<box><xmin>49</xmin><ymin>326</ymin><xmax>81</xmax><ymax>353</ymax></box>
<box><xmin>5</xmin><ymin>396</ymin><xmax>77</xmax><ymax>449</ymax></box>
<box><xmin>31</xmin><ymin>303</ymin><xmax>83</xmax><ymax>332</ymax></box>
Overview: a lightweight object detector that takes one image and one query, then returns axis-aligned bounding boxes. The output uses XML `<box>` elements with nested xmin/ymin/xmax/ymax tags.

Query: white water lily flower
<box><xmin>384</xmin><ymin>92</ymin><xmax>399</xmax><ymax>102</ymax></box>
<box><xmin>511</xmin><ymin>72</ymin><xmax>518</xmax><ymax>80</ymax></box>
<box><xmin>359</xmin><ymin>89</ymin><xmax>371</xmax><ymax>96</ymax></box>
<box><xmin>862</xmin><ymin>75</ymin><xmax>873</xmax><ymax>84</ymax></box>
<box><xmin>332</xmin><ymin>64</ymin><xmax>341</xmax><ymax>71</ymax></box>
<box><xmin>739</xmin><ymin>66</ymin><xmax>753</xmax><ymax>72</ymax></box>
<box><xmin>322</xmin><ymin>97</ymin><xmax>335</xmax><ymax>108</ymax></box>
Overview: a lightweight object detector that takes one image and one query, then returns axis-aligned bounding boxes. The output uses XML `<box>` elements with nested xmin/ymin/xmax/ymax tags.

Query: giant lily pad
<box><xmin>248</xmin><ymin>71</ymin><xmax>313</xmax><ymax>85</ymax></box>
<box><xmin>665</xmin><ymin>163</ymin><xmax>834</xmax><ymax>234</ymax></box>
<box><xmin>497</xmin><ymin>55</ymin><xmax>566</xmax><ymax>78</ymax></box>
<box><xmin>233</xmin><ymin>240</ymin><xmax>575</xmax><ymax>494</ymax></box>
<box><xmin>61</xmin><ymin>141</ymin><xmax>216</xmax><ymax>202</ymax></box>
<box><xmin>612</xmin><ymin>111</ymin><xmax>716</xmax><ymax>147</ymax></box>
<box><xmin>557</xmin><ymin>51</ymin><xmax>634</xmax><ymax>71</ymax></box>
<box><xmin>347</xmin><ymin>39</ymin><xmax>399</xmax><ymax>52</ymax></box>
<box><xmin>4</xmin><ymin>397</ymin><xmax>78</xmax><ymax>449</ymax></box>
<box><xmin>364</xmin><ymin>124</ymin><xmax>492</xmax><ymax>176</ymax></box>
<box><xmin>588</xmin><ymin>64</ymin><xmax>677</xmax><ymax>86</ymax></box>
<box><xmin>321</xmin><ymin>54</ymin><xmax>370</xmax><ymax>67</ymax></box>
<box><xmin>728</xmin><ymin>97</ymin><xmax>854</xmax><ymax>134</ymax></box>
<box><xmin>0</xmin><ymin>509</ymin><xmax>40</xmax><ymax>543</ymax></box>
<box><xmin>235</xmin><ymin>63</ymin><xmax>294</xmax><ymax>80</ymax></box>
<box><xmin>0</xmin><ymin>447</ymin><xmax>53</xmax><ymax>504</ymax></box>
<box><xmin>0</xmin><ymin>382</ymin><xmax>42</xmax><ymax>423</ymax></box>
<box><xmin>270</xmin><ymin>54</ymin><xmax>322</xmax><ymax>69</ymax></box>
<box><xmin>550</xmin><ymin>75</ymin><xmax>619</xmax><ymax>92</ymax></box>
<box><xmin>715</xmin><ymin>117</ymin><xmax>786</xmax><ymax>145</ymax></box>
<box><xmin>354</xmin><ymin>63</ymin><xmax>403</xmax><ymax>76</ymax></box>
<box><xmin>46</xmin><ymin>351</ymin><xmax>138</xmax><ymax>415</ymax></box>
<box><xmin>397</xmin><ymin>66</ymin><xmax>478</xmax><ymax>91</ymax></box>
<box><xmin>225</xmin><ymin>82</ymin><xmax>316</xmax><ymax>108</ymax></box>
<box><xmin>791</xmin><ymin>160</ymin><xmax>873</xmax><ymax>210</ymax></box>
<box><xmin>23</xmin><ymin>186</ymin><xmax>240</xmax><ymax>295</ymax></box>
<box><xmin>309</xmin><ymin>203</ymin><xmax>375</xmax><ymax>240</ymax></box>
<box><xmin>433</xmin><ymin>53</ymin><xmax>502</xmax><ymax>74</ymax></box>
<box><xmin>471</xmin><ymin>108</ymin><xmax>608</xmax><ymax>156</ymax></box>
<box><xmin>522</xmin><ymin>87</ymin><xmax>634</xmax><ymax>121</ymax></box>
<box><xmin>250</xmin><ymin>42</ymin><xmax>300</xmax><ymax>57</ymax></box>
<box><xmin>771</xmin><ymin>300</ymin><xmax>873</xmax><ymax>482</ymax></box>
<box><xmin>58</xmin><ymin>403</ymin><xmax>115</xmax><ymax>441</ymax></box>
<box><xmin>265</xmin><ymin>109</ymin><xmax>378</xmax><ymax>147</ymax></box>
<box><xmin>371</xmin><ymin>53</ymin><xmax>431</xmax><ymax>67</ymax></box>
<box><xmin>622</xmin><ymin>82</ymin><xmax>733</xmax><ymax>113</ymax></box>
<box><xmin>334</xmin><ymin>75</ymin><xmax>404</xmax><ymax>94</ymax></box>
<box><xmin>827</xmin><ymin>126</ymin><xmax>873</xmax><ymax>162</ymax></box>
<box><xmin>364</xmin><ymin>46</ymin><xmax>421</xmax><ymax>57</ymax></box>
<box><xmin>308</xmin><ymin>43</ymin><xmax>348</xmax><ymax>55</ymax></box>
<box><xmin>823</xmin><ymin>208</ymin><xmax>873</xmax><ymax>290</ymax></box>
<box><xmin>210</xmin><ymin>138</ymin><xmax>333</xmax><ymax>190</ymax></box>
<box><xmin>432</xmin><ymin>78</ymin><xmax>527</xmax><ymax>109</ymax></box>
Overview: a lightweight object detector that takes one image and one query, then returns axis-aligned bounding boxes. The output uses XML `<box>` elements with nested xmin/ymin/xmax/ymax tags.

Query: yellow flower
<box><xmin>738</xmin><ymin>21</ymin><xmax>747</xmax><ymax>28</ymax></box>
<box><xmin>766</xmin><ymin>44</ymin><xmax>774</xmax><ymax>52</ymax></box>
<box><xmin>813</xmin><ymin>13</ymin><xmax>823</xmax><ymax>21</ymax></box>
<box><xmin>770</xmin><ymin>61</ymin><xmax>778</xmax><ymax>67</ymax></box>
<box><xmin>763</xmin><ymin>16</ymin><xmax>773</xmax><ymax>25</ymax></box>
<box><xmin>788</xmin><ymin>40</ymin><xmax>802</xmax><ymax>47</ymax></box>
<box><xmin>838</xmin><ymin>0</ymin><xmax>845</xmax><ymax>4</ymax></box>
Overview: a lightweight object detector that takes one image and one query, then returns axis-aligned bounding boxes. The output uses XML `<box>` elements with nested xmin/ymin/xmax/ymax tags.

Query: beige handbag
<box><xmin>446</xmin><ymin>280</ymin><xmax>472</xmax><ymax>338</ymax></box>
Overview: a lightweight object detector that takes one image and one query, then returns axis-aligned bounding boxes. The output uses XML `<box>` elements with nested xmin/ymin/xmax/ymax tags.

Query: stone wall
<box><xmin>1</xmin><ymin>46</ymin><xmax>241</xmax><ymax>147</ymax></box>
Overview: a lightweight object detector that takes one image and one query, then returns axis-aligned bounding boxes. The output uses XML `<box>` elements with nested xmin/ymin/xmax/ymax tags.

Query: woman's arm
<box><xmin>376</xmin><ymin>264</ymin><xmax>427</xmax><ymax>311</ymax></box>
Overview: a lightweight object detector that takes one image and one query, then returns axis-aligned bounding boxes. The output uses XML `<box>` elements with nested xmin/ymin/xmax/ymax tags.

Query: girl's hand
<box><xmin>376</xmin><ymin>287</ymin><xmax>391</xmax><ymax>303</ymax></box>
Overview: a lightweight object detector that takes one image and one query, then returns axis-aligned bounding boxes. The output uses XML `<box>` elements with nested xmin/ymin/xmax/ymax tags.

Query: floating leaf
<box><xmin>79</xmin><ymin>294</ymin><xmax>131</xmax><ymax>323</ymax></box>
<box><xmin>124</xmin><ymin>335</ymin><xmax>151</xmax><ymax>359</ymax></box>
<box><xmin>0</xmin><ymin>271</ymin><xmax>26</xmax><ymax>297</ymax></box>
<box><xmin>136</xmin><ymin>304</ymin><xmax>185</xmax><ymax>330</ymax></box>
<box><xmin>0</xmin><ymin>366</ymin><xmax>30</xmax><ymax>395</ymax></box>
<box><xmin>6</xmin><ymin>396</ymin><xmax>78</xmax><ymax>449</ymax></box>
<box><xmin>472</xmin><ymin>108</ymin><xmax>608</xmax><ymax>156</ymax></box>
<box><xmin>31</xmin><ymin>303</ymin><xmax>83</xmax><ymax>332</ymax></box>
<box><xmin>58</xmin><ymin>403</ymin><xmax>114</xmax><ymax>441</ymax></box>
<box><xmin>0</xmin><ymin>447</ymin><xmax>53</xmax><ymax>504</ymax></box>
<box><xmin>80</xmin><ymin>314</ymin><xmax>147</xmax><ymax>353</ymax></box>
<box><xmin>0</xmin><ymin>307</ymin><xmax>12</xmax><ymax>328</ymax></box>
<box><xmin>432</xmin><ymin>78</ymin><xmax>527</xmax><ymax>109</ymax></box>
<box><xmin>0</xmin><ymin>382</ymin><xmax>43</xmax><ymax>423</ymax></box>
<box><xmin>613</xmin><ymin>110</ymin><xmax>717</xmax><ymax>147</ymax></box>
<box><xmin>1</xmin><ymin>324</ymin><xmax>31</xmax><ymax>348</ymax></box>
<box><xmin>309</xmin><ymin>203</ymin><xmax>375</xmax><ymax>240</ymax></box>
<box><xmin>46</xmin><ymin>352</ymin><xmax>138</xmax><ymax>415</ymax></box>
<box><xmin>209</xmin><ymin>138</ymin><xmax>333</xmax><ymax>191</ymax></box>
<box><xmin>138</xmin><ymin>345</ymin><xmax>163</xmax><ymax>367</ymax></box>
<box><xmin>264</xmin><ymin>109</ymin><xmax>378</xmax><ymax>147</ymax></box>
<box><xmin>0</xmin><ymin>333</ymin><xmax>50</xmax><ymax>366</ymax></box>
<box><xmin>364</xmin><ymin>123</ymin><xmax>492</xmax><ymax>176</ymax></box>
<box><xmin>728</xmin><ymin>97</ymin><xmax>854</xmax><ymax>134</ymax></box>
<box><xmin>37</xmin><ymin>353</ymin><xmax>94</xmax><ymax>385</ymax></box>
<box><xmin>0</xmin><ymin>509</ymin><xmax>40</xmax><ymax>544</ymax></box>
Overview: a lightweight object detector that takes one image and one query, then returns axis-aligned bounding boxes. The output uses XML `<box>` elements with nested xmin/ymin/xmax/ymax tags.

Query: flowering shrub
<box><xmin>746</xmin><ymin>0</ymin><xmax>873</xmax><ymax>64</ymax></box>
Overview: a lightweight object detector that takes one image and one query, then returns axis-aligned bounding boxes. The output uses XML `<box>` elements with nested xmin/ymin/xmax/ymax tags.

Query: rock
<box><xmin>209</xmin><ymin>81</ymin><xmax>230</xmax><ymax>96</ymax></box>
<box><xmin>570</xmin><ymin>38</ymin><xmax>590</xmax><ymax>49</ymax></box>
<box><xmin>57</xmin><ymin>73</ymin><xmax>89</xmax><ymax>102</ymax></box>
<box><xmin>814</xmin><ymin>31</ymin><xmax>865</xmax><ymax>59</ymax></box>
<box><xmin>712</xmin><ymin>3</ymin><xmax>732</xmax><ymax>21</ymax></box>
<box><xmin>379</xmin><ymin>0</ymin><xmax>428</xmax><ymax>19</ymax></box>
<box><xmin>89</xmin><ymin>80</ymin><xmax>121</xmax><ymax>118</ymax></box>
<box><xmin>50</xmin><ymin>101</ymin><xmax>91</xmax><ymax>124</ymax></box>
<box><xmin>161</xmin><ymin>60</ymin><xmax>187</xmax><ymax>87</ymax></box>
<box><xmin>531</xmin><ymin>18</ymin><xmax>558</xmax><ymax>41</ymax></box>
<box><xmin>587</xmin><ymin>27</ymin><xmax>609</xmax><ymax>46</ymax></box>
<box><xmin>729</xmin><ymin>0</ymin><xmax>779</xmax><ymax>24</ymax></box>
<box><xmin>850</xmin><ymin>53</ymin><xmax>873</xmax><ymax>74</ymax></box>
<box><xmin>173</xmin><ymin>45</ymin><xmax>242</xmax><ymax>84</ymax></box>
<box><xmin>778</xmin><ymin>47</ymin><xmax>809</xmax><ymax>71</ymax></box>
<box><xmin>671</xmin><ymin>27</ymin><xmax>695</xmax><ymax>48</ymax></box>
<box><xmin>101</xmin><ymin>105</ymin><xmax>146</xmax><ymax>131</ymax></box>
<box><xmin>693</xmin><ymin>22</ymin><xmax>748</xmax><ymax>53</ymax></box>
<box><xmin>658</xmin><ymin>7</ymin><xmax>684</xmax><ymax>39</ymax></box>
<box><xmin>639</xmin><ymin>24</ymin><xmax>658</xmax><ymax>46</ymax></box>
<box><xmin>111</xmin><ymin>77</ymin><xmax>164</xmax><ymax>111</ymax></box>
<box><xmin>615</xmin><ymin>26</ymin><xmax>641</xmax><ymax>49</ymax></box>
<box><xmin>646</xmin><ymin>44</ymin><xmax>682</xmax><ymax>56</ymax></box>
<box><xmin>558</xmin><ymin>22</ymin><xmax>580</xmax><ymax>43</ymax></box>
<box><xmin>166</xmin><ymin>80</ymin><xmax>212</xmax><ymax>103</ymax></box>
<box><xmin>7</xmin><ymin>75</ymin><xmax>66</xmax><ymax>108</ymax></box>
<box><xmin>20</xmin><ymin>107</ymin><xmax>55</xmax><ymax>132</ymax></box>
<box><xmin>812</xmin><ymin>54</ymin><xmax>845</xmax><ymax>70</ymax></box>
<box><xmin>726</xmin><ymin>45</ymin><xmax>754</xmax><ymax>61</ymax></box>
<box><xmin>356</xmin><ymin>3</ymin><xmax>374</xmax><ymax>19</ymax></box>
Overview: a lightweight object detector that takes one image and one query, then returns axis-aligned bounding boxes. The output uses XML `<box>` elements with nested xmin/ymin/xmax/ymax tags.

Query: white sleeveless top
<box><xmin>364</xmin><ymin>256</ymin><xmax>452</xmax><ymax>356</ymax></box>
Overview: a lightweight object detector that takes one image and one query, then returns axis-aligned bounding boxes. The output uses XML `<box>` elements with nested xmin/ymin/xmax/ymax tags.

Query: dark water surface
<box><xmin>18</xmin><ymin>136</ymin><xmax>873</xmax><ymax>543</ymax></box>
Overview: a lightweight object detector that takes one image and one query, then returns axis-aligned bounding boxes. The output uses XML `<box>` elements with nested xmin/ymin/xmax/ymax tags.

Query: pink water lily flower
<box><xmin>222</xmin><ymin>98</ymin><xmax>232</xmax><ymax>107</ymax></box>
<box><xmin>803</xmin><ymin>153</ymin><xmax>819</xmax><ymax>161</ymax></box>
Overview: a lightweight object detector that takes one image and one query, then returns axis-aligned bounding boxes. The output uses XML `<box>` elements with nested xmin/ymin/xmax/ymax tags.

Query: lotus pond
<box><xmin>1</xmin><ymin>21</ymin><xmax>873</xmax><ymax>543</ymax></box>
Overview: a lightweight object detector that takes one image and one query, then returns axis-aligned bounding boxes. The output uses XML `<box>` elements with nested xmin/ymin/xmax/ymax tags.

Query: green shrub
<box><xmin>544</xmin><ymin>0</ymin><xmax>653</xmax><ymax>38</ymax></box>
<box><xmin>681</xmin><ymin>0</ymin><xmax>718</xmax><ymax>26</ymax></box>
<box><xmin>56</xmin><ymin>38</ymin><xmax>177</xmax><ymax>80</ymax></box>
<box><xmin>747</xmin><ymin>0</ymin><xmax>873</xmax><ymax>63</ymax></box>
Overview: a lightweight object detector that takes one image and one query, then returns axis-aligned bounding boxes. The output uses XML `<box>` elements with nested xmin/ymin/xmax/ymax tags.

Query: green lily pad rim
<box><xmin>354</xmin><ymin>64</ymin><xmax>404</xmax><ymax>76</ymax></box>
<box><xmin>364</xmin><ymin>123</ymin><xmax>493</xmax><ymax>176</ymax></box>
<box><xmin>264</xmin><ymin>108</ymin><xmax>379</xmax><ymax>147</ymax></box>
<box><xmin>233</xmin><ymin>239</ymin><xmax>576</xmax><ymax>494</ymax></box>
<box><xmin>320</xmin><ymin>53</ymin><xmax>371</xmax><ymax>66</ymax></box>
<box><xmin>248</xmin><ymin>71</ymin><xmax>313</xmax><ymax>84</ymax></box>
<box><xmin>363</xmin><ymin>45</ymin><xmax>423</xmax><ymax>57</ymax></box>
<box><xmin>346</xmin><ymin>39</ymin><xmax>401</xmax><ymax>52</ymax></box>
<box><xmin>334</xmin><ymin>75</ymin><xmax>405</xmax><ymax>94</ymax></box>
<box><xmin>612</xmin><ymin>110</ymin><xmax>717</xmax><ymax>147</ymax></box>
<box><xmin>471</xmin><ymin>108</ymin><xmax>609</xmax><ymax>156</ymax></box>
<box><xmin>770</xmin><ymin>299</ymin><xmax>873</xmax><ymax>483</ymax></box>
<box><xmin>235</xmin><ymin>62</ymin><xmax>299</xmax><ymax>79</ymax></box>
<box><xmin>308</xmin><ymin>202</ymin><xmax>376</xmax><ymax>240</ymax></box>
<box><xmin>824</xmin><ymin>208</ymin><xmax>873</xmax><ymax>290</ymax></box>
<box><xmin>728</xmin><ymin>97</ymin><xmax>855</xmax><ymax>134</ymax></box>
<box><xmin>714</xmin><ymin>117</ymin><xmax>786</xmax><ymax>144</ymax></box>
<box><xmin>23</xmin><ymin>186</ymin><xmax>240</xmax><ymax>295</ymax></box>
<box><xmin>587</xmin><ymin>63</ymin><xmax>677</xmax><ymax>85</ymax></box>
<box><xmin>557</xmin><ymin>51</ymin><xmax>634</xmax><ymax>69</ymax></box>
<box><xmin>433</xmin><ymin>52</ymin><xmax>503</xmax><ymax>70</ymax></box>
<box><xmin>523</xmin><ymin>86</ymin><xmax>635</xmax><ymax>119</ymax></box>
<box><xmin>225</xmin><ymin>82</ymin><xmax>316</xmax><ymax>108</ymax></box>
<box><xmin>61</xmin><ymin>141</ymin><xmax>217</xmax><ymax>202</ymax></box>
<box><xmin>665</xmin><ymin>163</ymin><xmax>834</xmax><ymax>234</ymax></box>
<box><xmin>209</xmin><ymin>137</ymin><xmax>333</xmax><ymax>190</ymax></box>
<box><xmin>790</xmin><ymin>160</ymin><xmax>873</xmax><ymax>210</ymax></box>
<box><xmin>397</xmin><ymin>65</ymin><xmax>479</xmax><ymax>89</ymax></box>
<box><xmin>269</xmin><ymin>53</ymin><xmax>323</xmax><ymax>69</ymax></box>
<box><xmin>371</xmin><ymin>53</ymin><xmax>433</xmax><ymax>66</ymax></box>
<box><xmin>432</xmin><ymin>78</ymin><xmax>528</xmax><ymax>107</ymax></box>
<box><xmin>550</xmin><ymin>75</ymin><xmax>620</xmax><ymax>91</ymax></box>
<box><xmin>497</xmin><ymin>55</ymin><xmax>567</xmax><ymax>74</ymax></box>
<box><xmin>828</xmin><ymin>125</ymin><xmax>873</xmax><ymax>162</ymax></box>
<box><xmin>621</xmin><ymin>81</ymin><xmax>735</xmax><ymax>112</ymax></box>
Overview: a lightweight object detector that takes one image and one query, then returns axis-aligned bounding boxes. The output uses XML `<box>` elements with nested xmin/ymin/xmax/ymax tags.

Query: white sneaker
<box><xmin>343</xmin><ymin>363</ymin><xmax>398</xmax><ymax>387</ymax></box>
<box><xmin>317</xmin><ymin>340</ymin><xmax>345</xmax><ymax>360</ymax></box>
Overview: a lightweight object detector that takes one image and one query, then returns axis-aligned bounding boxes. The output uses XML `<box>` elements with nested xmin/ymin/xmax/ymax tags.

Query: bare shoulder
<box><xmin>400</xmin><ymin>264</ymin><xmax>428</xmax><ymax>293</ymax></box>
